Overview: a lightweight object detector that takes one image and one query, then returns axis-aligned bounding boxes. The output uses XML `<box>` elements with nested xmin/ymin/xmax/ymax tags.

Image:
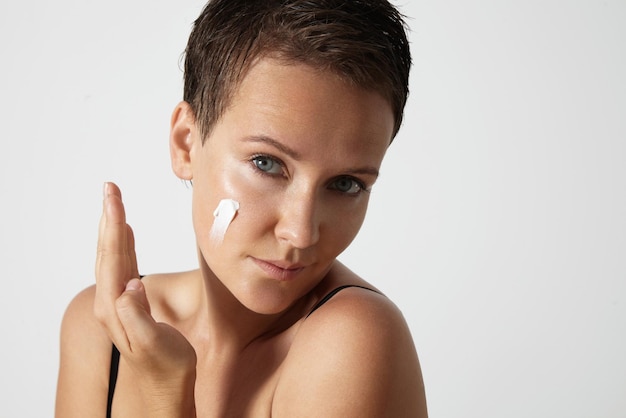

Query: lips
<box><xmin>251</xmin><ymin>257</ymin><xmax>306</xmax><ymax>282</ymax></box>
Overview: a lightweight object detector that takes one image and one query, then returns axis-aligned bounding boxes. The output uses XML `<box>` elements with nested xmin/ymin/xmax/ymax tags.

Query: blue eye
<box><xmin>252</xmin><ymin>155</ymin><xmax>283</xmax><ymax>174</ymax></box>
<box><xmin>330</xmin><ymin>177</ymin><xmax>365</xmax><ymax>195</ymax></box>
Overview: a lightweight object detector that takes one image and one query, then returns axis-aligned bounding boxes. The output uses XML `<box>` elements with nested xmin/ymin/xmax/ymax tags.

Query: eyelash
<box><xmin>248</xmin><ymin>154</ymin><xmax>369</xmax><ymax>196</ymax></box>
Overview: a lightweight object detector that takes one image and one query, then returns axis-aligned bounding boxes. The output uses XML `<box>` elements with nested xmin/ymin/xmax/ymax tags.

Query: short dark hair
<box><xmin>184</xmin><ymin>0</ymin><xmax>411</xmax><ymax>142</ymax></box>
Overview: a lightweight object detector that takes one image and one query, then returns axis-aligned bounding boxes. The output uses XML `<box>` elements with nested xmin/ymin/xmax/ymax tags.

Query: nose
<box><xmin>274</xmin><ymin>189</ymin><xmax>321</xmax><ymax>249</ymax></box>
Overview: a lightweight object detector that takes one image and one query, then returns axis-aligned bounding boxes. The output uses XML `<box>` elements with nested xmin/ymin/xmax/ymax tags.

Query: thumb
<box><xmin>122</xmin><ymin>278</ymin><xmax>151</xmax><ymax>315</ymax></box>
<box><xmin>115</xmin><ymin>278</ymin><xmax>157</xmax><ymax>354</ymax></box>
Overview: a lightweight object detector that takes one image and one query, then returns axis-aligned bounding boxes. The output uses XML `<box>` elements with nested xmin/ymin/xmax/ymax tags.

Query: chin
<box><xmin>236</xmin><ymin>282</ymin><xmax>307</xmax><ymax>316</ymax></box>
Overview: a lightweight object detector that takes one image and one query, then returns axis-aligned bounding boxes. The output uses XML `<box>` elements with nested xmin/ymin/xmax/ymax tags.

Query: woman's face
<box><xmin>182</xmin><ymin>58</ymin><xmax>394</xmax><ymax>314</ymax></box>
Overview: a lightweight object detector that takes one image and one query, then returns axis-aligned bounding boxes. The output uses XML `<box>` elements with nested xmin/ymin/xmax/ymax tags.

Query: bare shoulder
<box><xmin>273</xmin><ymin>284</ymin><xmax>428</xmax><ymax>417</ymax></box>
<box><xmin>55</xmin><ymin>285</ymin><xmax>113</xmax><ymax>417</ymax></box>
<box><xmin>140</xmin><ymin>270</ymin><xmax>202</xmax><ymax>322</ymax></box>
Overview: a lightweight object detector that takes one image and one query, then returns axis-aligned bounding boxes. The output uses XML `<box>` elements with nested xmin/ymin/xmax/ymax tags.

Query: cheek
<box><xmin>191</xmin><ymin>162</ymin><xmax>278</xmax><ymax>248</ymax></box>
<box><xmin>323</xmin><ymin>201</ymin><xmax>368</xmax><ymax>253</ymax></box>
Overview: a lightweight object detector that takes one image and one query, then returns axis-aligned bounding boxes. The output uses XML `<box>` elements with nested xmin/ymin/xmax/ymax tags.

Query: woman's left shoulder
<box><xmin>273</xmin><ymin>280</ymin><xmax>428</xmax><ymax>417</ymax></box>
<box><xmin>300</xmin><ymin>261</ymin><xmax>414</xmax><ymax>346</ymax></box>
<box><xmin>298</xmin><ymin>284</ymin><xmax>415</xmax><ymax>359</ymax></box>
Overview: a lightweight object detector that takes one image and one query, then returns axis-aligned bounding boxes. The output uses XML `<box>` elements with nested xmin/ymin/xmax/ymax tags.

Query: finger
<box><xmin>97</xmin><ymin>183</ymin><xmax>129</xmax><ymax>289</ymax></box>
<box><xmin>95</xmin><ymin>186</ymin><xmax>107</xmax><ymax>277</ymax></box>
<box><xmin>95</xmin><ymin>182</ymin><xmax>132</xmax><ymax>351</ymax></box>
<box><xmin>96</xmin><ymin>182</ymin><xmax>124</xmax><ymax>276</ymax></box>
<box><xmin>126</xmin><ymin>224</ymin><xmax>140</xmax><ymax>280</ymax></box>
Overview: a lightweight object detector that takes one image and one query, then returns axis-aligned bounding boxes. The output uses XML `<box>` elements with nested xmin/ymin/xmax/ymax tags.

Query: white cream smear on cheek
<box><xmin>209</xmin><ymin>198</ymin><xmax>240</xmax><ymax>244</ymax></box>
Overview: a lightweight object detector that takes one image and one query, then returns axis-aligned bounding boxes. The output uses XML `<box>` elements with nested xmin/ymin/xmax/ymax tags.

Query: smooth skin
<box><xmin>55</xmin><ymin>58</ymin><xmax>427</xmax><ymax>417</ymax></box>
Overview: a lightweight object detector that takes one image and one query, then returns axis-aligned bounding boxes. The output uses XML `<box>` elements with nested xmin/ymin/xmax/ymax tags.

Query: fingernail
<box><xmin>103</xmin><ymin>182</ymin><xmax>110</xmax><ymax>197</ymax></box>
<box><xmin>125</xmin><ymin>278</ymin><xmax>142</xmax><ymax>292</ymax></box>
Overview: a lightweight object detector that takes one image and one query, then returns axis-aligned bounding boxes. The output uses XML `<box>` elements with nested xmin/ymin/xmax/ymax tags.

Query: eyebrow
<box><xmin>244</xmin><ymin>135</ymin><xmax>302</xmax><ymax>160</ymax></box>
<box><xmin>243</xmin><ymin>135</ymin><xmax>380</xmax><ymax>178</ymax></box>
<box><xmin>344</xmin><ymin>166</ymin><xmax>380</xmax><ymax>178</ymax></box>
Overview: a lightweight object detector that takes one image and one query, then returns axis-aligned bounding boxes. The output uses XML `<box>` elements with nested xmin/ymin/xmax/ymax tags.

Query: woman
<box><xmin>55</xmin><ymin>0</ymin><xmax>427</xmax><ymax>416</ymax></box>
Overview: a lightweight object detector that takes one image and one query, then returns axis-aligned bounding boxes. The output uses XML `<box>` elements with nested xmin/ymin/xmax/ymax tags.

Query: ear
<box><xmin>169</xmin><ymin>101</ymin><xmax>198</xmax><ymax>180</ymax></box>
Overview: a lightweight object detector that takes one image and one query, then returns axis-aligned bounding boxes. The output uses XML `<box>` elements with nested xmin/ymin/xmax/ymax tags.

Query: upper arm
<box><xmin>55</xmin><ymin>285</ymin><xmax>113</xmax><ymax>418</ymax></box>
<box><xmin>273</xmin><ymin>289</ymin><xmax>427</xmax><ymax>418</ymax></box>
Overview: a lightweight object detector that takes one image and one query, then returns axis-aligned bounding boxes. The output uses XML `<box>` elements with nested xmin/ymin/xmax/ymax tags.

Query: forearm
<box><xmin>140</xmin><ymin>373</ymin><xmax>197</xmax><ymax>418</ymax></box>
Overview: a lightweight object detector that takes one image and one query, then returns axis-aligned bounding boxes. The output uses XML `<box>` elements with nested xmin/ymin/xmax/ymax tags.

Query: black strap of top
<box><xmin>306</xmin><ymin>284</ymin><xmax>378</xmax><ymax>318</ymax></box>
<box><xmin>106</xmin><ymin>345</ymin><xmax>120</xmax><ymax>418</ymax></box>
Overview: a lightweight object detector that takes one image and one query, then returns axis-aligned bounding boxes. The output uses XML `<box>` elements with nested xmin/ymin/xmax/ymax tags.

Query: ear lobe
<box><xmin>169</xmin><ymin>101</ymin><xmax>197</xmax><ymax>180</ymax></box>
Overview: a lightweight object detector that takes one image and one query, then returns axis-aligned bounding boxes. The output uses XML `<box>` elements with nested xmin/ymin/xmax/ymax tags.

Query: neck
<box><xmin>189</xmin><ymin>254</ymin><xmax>308</xmax><ymax>355</ymax></box>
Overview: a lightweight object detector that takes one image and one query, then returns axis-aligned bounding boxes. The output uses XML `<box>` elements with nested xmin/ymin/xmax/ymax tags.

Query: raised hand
<box><xmin>94</xmin><ymin>182</ymin><xmax>197</xmax><ymax>416</ymax></box>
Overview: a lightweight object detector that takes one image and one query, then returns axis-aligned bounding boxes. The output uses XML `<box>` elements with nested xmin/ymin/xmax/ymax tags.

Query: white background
<box><xmin>1</xmin><ymin>1</ymin><xmax>624</xmax><ymax>416</ymax></box>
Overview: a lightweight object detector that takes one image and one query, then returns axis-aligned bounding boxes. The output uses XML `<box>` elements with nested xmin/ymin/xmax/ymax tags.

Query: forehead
<box><xmin>220</xmin><ymin>58</ymin><xmax>395</xmax><ymax>165</ymax></box>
